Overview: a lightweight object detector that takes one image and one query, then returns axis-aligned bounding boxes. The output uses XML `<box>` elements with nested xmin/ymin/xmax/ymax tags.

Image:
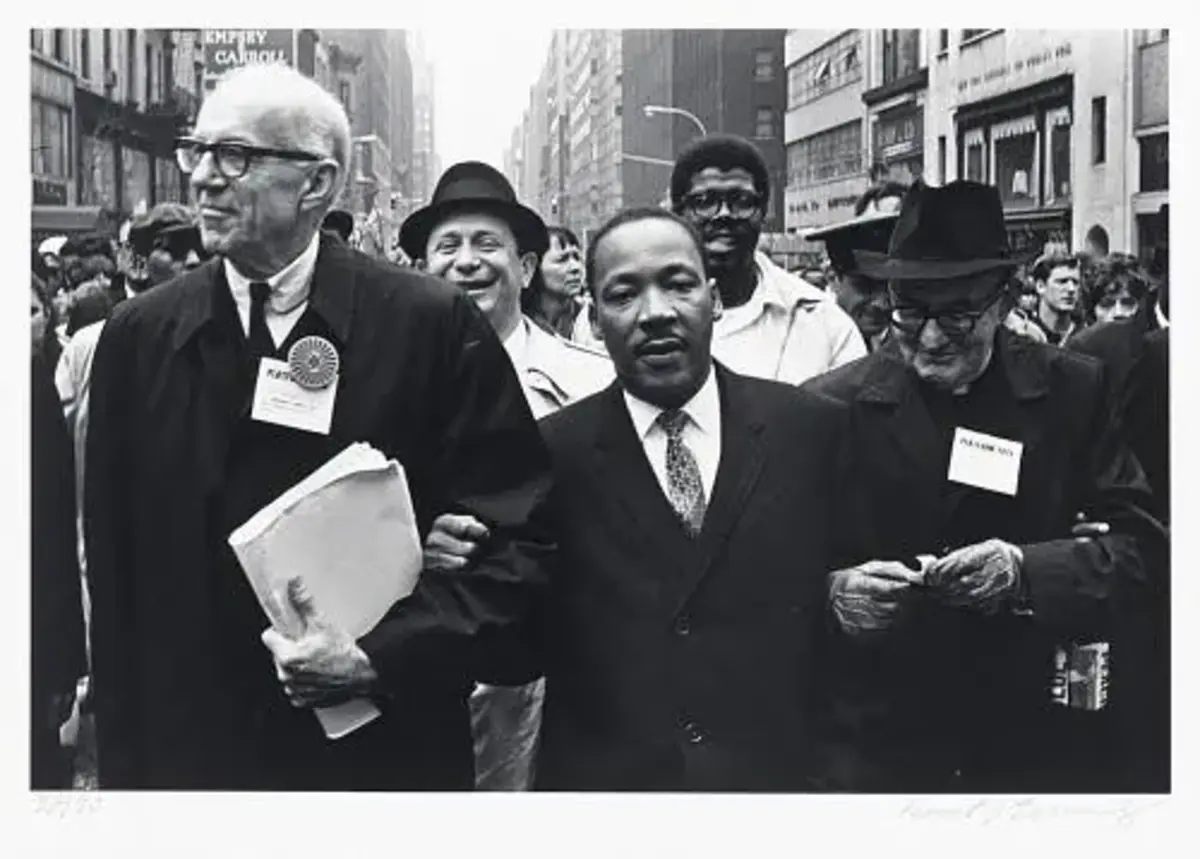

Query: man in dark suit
<box><xmin>84</xmin><ymin>63</ymin><xmax>552</xmax><ymax>790</ymax></box>
<box><xmin>803</xmin><ymin>181</ymin><xmax>1165</xmax><ymax>792</ymax></box>
<box><xmin>520</xmin><ymin>207</ymin><xmax>854</xmax><ymax>791</ymax></box>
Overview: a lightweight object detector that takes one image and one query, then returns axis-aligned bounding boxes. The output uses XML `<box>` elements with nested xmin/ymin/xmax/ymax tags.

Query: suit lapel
<box><xmin>670</xmin><ymin>366</ymin><xmax>768</xmax><ymax>614</ymax></box>
<box><xmin>592</xmin><ymin>384</ymin><xmax>693</xmax><ymax>580</ymax></box>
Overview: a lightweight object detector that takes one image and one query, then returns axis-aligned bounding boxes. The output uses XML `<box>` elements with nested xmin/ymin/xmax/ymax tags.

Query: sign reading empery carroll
<box><xmin>203</xmin><ymin>30</ymin><xmax>295</xmax><ymax>89</ymax></box>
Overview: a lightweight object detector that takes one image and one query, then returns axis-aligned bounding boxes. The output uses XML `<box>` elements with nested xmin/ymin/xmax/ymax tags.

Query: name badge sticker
<box><xmin>251</xmin><ymin>357</ymin><xmax>338</xmax><ymax>435</ymax></box>
<box><xmin>947</xmin><ymin>427</ymin><xmax>1023</xmax><ymax>496</ymax></box>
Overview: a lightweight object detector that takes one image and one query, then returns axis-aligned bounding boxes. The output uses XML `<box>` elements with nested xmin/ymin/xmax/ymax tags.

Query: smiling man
<box><xmin>524</xmin><ymin>207</ymin><xmax>856</xmax><ymax>791</ymax></box>
<box><xmin>84</xmin><ymin>65</ymin><xmax>553</xmax><ymax>790</ymax></box>
<box><xmin>398</xmin><ymin>161</ymin><xmax>610</xmax><ymax>791</ymax></box>
<box><xmin>670</xmin><ymin>135</ymin><xmax>864</xmax><ymax>385</ymax></box>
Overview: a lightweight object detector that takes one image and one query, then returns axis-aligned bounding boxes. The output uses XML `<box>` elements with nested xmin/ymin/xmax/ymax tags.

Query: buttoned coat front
<box><xmin>529</xmin><ymin>366</ymin><xmax>854</xmax><ymax>791</ymax></box>
<box><xmin>802</xmin><ymin>330</ymin><xmax>1165</xmax><ymax>792</ymax></box>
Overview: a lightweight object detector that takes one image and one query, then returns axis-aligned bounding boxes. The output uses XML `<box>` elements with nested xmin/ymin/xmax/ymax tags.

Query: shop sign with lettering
<box><xmin>954</xmin><ymin>36</ymin><xmax>1074</xmax><ymax>102</ymax></box>
<box><xmin>203</xmin><ymin>30</ymin><xmax>295</xmax><ymax>87</ymax></box>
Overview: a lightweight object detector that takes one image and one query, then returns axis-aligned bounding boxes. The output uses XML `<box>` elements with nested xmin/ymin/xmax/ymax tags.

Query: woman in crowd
<box><xmin>523</xmin><ymin>225</ymin><xmax>585</xmax><ymax>340</ymax></box>
<box><xmin>1085</xmin><ymin>252</ymin><xmax>1158</xmax><ymax>328</ymax></box>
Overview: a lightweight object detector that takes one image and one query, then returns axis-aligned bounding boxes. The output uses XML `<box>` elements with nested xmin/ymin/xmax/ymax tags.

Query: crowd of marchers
<box><xmin>30</xmin><ymin>63</ymin><xmax>1169</xmax><ymax>795</ymax></box>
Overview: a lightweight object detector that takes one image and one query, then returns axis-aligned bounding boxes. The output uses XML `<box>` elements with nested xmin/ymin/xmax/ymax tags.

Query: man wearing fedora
<box><xmin>805</xmin><ymin>181</ymin><xmax>907</xmax><ymax>353</ymax></box>
<box><xmin>399</xmin><ymin>161</ymin><xmax>612</xmax><ymax>790</ymax></box>
<box><xmin>803</xmin><ymin>180</ymin><xmax>1165</xmax><ymax>792</ymax></box>
<box><xmin>85</xmin><ymin>65</ymin><xmax>553</xmax><ymax>790</ymax></box>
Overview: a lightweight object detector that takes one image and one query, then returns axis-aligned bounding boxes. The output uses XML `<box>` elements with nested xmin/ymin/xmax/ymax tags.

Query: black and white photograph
<box><xmin>16</xmin><ymin>12</ymin><xmax>1186</xmax><ymax>856</ymax></box>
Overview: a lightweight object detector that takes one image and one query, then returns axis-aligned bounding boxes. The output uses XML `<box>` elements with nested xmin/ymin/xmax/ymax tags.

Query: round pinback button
<box><xmin>287</xmin><ymin>335</ymin><xmax>340</xmax><ymax>390</ymax></box>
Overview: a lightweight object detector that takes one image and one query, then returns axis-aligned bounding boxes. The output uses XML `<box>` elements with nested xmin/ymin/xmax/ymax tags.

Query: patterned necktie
<box><xmin>657</xmin><ymin>409</ymin><xmax>707</xmax><ymax>537</ymax></box>
<box><xmin>247</xmin><ymin>281</ymin><xmax>275</xmax><ymax>361</ymax></box>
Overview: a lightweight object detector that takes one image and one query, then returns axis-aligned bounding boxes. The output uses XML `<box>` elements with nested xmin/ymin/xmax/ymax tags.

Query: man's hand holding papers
<box><xmin>262</xmin><ymin>579</ymin><xmax>380</xmax><ymax>709</ymax></box>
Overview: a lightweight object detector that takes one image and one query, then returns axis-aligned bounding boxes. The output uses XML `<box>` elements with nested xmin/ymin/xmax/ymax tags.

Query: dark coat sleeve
<box><xmin>1122</xmin><ymin>330</ymin><xmax>1169</xmax><ymax>524</ymax></box>
<box><xmin>31</xmin><ymin>352</ymin><xmax>86</xmax><ymax>740</ymax></box>
<box><xmin>358</xmin><ymin>292</ymin><xmax>555</xmax><ymax>691</ymax></box>
<box><xmin>1017</xmin><ymin>360</ymin><xmax>1167</xmax><ymax>636</ymax></box>
<box><xmin>82</xmin><ymin>306</ymin><xmax>141</xmax><ymax>787</ymax></box>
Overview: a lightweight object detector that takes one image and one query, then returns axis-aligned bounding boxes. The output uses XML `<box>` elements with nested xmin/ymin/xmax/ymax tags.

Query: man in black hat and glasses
<box><xmin>85</xmin><ymin>63</ymin><xmax>552</xmax><ymax>790</ymax></box>
<box><xmin>802</xmin><ymin>180</ymin><xmax>1165</xmax><ymax>792</ymax></box>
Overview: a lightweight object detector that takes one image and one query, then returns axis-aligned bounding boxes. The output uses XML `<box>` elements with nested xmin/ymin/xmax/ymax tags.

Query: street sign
<box><xmin>203</xmin><ymin>30</ymin><xmax>295</xmax><ymax>88</ymax></box>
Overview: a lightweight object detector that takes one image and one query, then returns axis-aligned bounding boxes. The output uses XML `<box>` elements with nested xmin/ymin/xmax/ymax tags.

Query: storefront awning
<box><xmin>992</xmin><ymin>115</ymin><xmax>1037</xmax><ymax>140</ymax></box>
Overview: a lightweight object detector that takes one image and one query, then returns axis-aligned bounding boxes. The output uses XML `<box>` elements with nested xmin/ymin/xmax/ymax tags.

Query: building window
<box><xmin>755</xmin><ymin>108</ymin><xmax>775</xmax><ymax>139</ymax></box>
<box><xmin>145</xmin><ymin>42</ymin><xmax>155</xmax><ymax>103</ymax></box>
<box><xmin>787</xmin><ymin>30</ymin><xmax>862</xmax><ymax>109</ymax></box>
<box><xmin>31</xmin><ymin>99</ymin><xmax>71</xmax><ymax>179</ymax></box>
<box><xmin>755</xmin><ymin>49</ymin><xmax>774</xmax><ymax>81</ymax></box>
<box><xmin>103</xmin><ymin>29</ymin><xmax>112</xmax><ymax>74</ymax></box>
<box><xmin>339</xmin><ymin>80</ymin><xmax>351</xmax><ymax>109</ymax></box>
<box><xmin>194</xmin><ymin>60</ymin><xmax>203</xmax><ymax>97</ymax></box>
<box><xmin>938</xmin><ymin>29</ymin><xmax>949</xmax><ymax>54</ymax></box>
<box><xmin>126</xmin><ymin>30</ymin><xmax>137</xmax><ymax>102</ymax></box>
<box><xmin>52</xmin><ymin>29</ymin><xmax>66</xmax><ymax>63</ymax></box>
<box><xmin>1091</xmin><ymin>96</ymin><xmax>1107</xmax><ymax>165</ymax></box>
<box><xmin>787</xmin><ymin>120</ymin><xmax>863</xmax><ymax>187</ymax></box>
<box><xmin>963</xmin><ymin>128</ymin><xmax>986</xmax><ymax>182</ymax></box>
<box><xmin>80</xmin><ymin>30</ymin><xmax>91</xmax><ymax>80</ymax></box>
<box><xmin>938</xmin><ymin>135</ymin><xmax>947</xmax><ymax>183</ymax></box>
<box><xmin>881</xmin><ymin>30</ymin><xmax>921</xmax><ymax>85</ymax></box>
<box><xmin>1046</xmin><ymin>106</ymin><xmax>1072</xmax><ymax>205</ymax></box>
<box><xmin>31</xmin><ymin>30</ymin><xmax>42</xmax><ymax>52</ymax></box>
<box><xmin>1139</xmin><ymin>132</ymin><xmax>1168</xmax><ymax>192</ymax></box>
<box><xmin>991</xmin><ymin>116</ymin><xmax>1038</xmax><ymax>208</ymax></box>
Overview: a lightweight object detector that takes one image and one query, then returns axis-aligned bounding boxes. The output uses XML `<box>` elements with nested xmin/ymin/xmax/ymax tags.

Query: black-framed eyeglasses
<box><xmin>680</xmin><ymin>189</ymin><xmax>762</xmax><ymax>220</ymax></box>
<box><xmin>175</xmin><ymin>137</ymin><xmax>324</xmax><ymax>180</ymax></box>
<box><xmin>889</xmin><ymin>291</ymin><xmax>1004</xmax><ymax>339</ymax></box>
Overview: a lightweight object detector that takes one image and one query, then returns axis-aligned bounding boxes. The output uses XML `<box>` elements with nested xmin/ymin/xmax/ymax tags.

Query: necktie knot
<box><xmin>250</xmin><ymin>281</ymin><xmax>272</xmax><ymax>306</ymax></box>
<box><xmin>657</xmin><ymin>409</ymin><xmax>689</xmax><ymax>441</ymax></box>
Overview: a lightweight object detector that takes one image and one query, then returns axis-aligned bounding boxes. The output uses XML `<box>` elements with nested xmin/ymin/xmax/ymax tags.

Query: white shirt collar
<box><xmin>224</xmin><ymin>232</ymin><xmax>321</xmax><ymax>314</ymax></box>
<box><xmin>503</xmin><ymin>316</ymin><xmax>530</xmax><ymax>370</ymax></box>
<box><xmin>623</xmin><ymin>363</ymin><xmax>720</xmax><ymax>442</ymax></box>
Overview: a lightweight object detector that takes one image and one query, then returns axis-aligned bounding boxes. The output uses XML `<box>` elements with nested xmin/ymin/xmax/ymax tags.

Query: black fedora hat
<box><xmin>399</xmin><ymin>161</ymin><xmax>548</xmax><ymax>261</ymax></box>
<box><xmin>852</xmin><ymin>180</ymin><xmax>1029</xmax><ymax>281</ymax></box>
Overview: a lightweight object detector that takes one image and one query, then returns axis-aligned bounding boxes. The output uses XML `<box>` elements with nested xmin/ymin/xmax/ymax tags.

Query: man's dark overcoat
<box><xmin>85</xmin><ymin>234</ymin><xmax>553</xmax><ymax>790</ymax></box>
<box><xmin>802</xmin><ymin>330</ymin><xmax>1165</xmax><ymax>792</ymax></box>
<box><xmin>530</xmin><ymin>366</ymin><xmax>853</xmax><ymax>791</ymax></box>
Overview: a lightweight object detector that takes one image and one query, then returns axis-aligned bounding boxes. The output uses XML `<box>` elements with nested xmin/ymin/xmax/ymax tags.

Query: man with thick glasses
<box><xmin>802</xmin><ymin>181</ymin><xmax>1164</xmax><ymax>792</ymax></box>
<box><xmin>669</xmin><ymin>135</ymin><xmax>864</xmax><ymax>385</ymax></box>
<box><xmin>84</xmin><ymin>63</ymin><xmax>553</xmax><ymax>790</ymax></box>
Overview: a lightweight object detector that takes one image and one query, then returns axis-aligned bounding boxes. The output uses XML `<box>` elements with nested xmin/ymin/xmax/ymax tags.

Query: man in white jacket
<box><xmin>670</xmin><ymin>135</ymin><xmax>865</xmax><ymax>384</ymax></box>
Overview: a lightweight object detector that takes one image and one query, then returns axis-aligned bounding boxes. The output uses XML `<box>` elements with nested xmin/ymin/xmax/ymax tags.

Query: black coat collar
<box><xmin>856</xmin><ymin>328</ymin><xmax>1051</xmax><ymax>406</ymax></box>
<box><xmin>171</xmin><ymin>232</ymin><xmax>358</xmax><ymax>352</ymax></box>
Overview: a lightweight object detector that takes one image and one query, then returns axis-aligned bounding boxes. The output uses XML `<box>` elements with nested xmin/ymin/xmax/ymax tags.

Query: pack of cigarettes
<box><xmin>1050</xmin><ymin>642</ymin><xmax>1110</xmax><ymax>711</ymax></box>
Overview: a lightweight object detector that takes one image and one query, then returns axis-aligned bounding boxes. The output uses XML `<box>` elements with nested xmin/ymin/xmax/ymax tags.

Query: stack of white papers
<box><xmin>228</xmin><ymin>442</ymin><xmax>423</xmax><ymax>739</ymax></box>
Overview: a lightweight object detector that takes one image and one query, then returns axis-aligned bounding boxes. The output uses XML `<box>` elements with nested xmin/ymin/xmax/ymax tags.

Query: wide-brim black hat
<box><xmin>852</xmin><ymin>180</ymin><xmax>1032</xmax><ymax>281</ymax></box>
<box><xmin>398</xmin><ymin>161</ymin><xmax>548</xmax><ymax>261</ymax></box>
<box><xmin>804</xmin><ymin>199</ymin><xmax>901</xmax><ymax>275</ymax></box>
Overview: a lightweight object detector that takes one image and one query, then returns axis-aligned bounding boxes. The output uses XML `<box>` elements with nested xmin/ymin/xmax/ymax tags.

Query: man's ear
<box><xmin>520</xmin><ymin>251</ymin><xmax>539</xmax><ymax>289</ymax></box>
<box><xmin>301</xmin><ymin>161</ymin><xmax>340</xmax><ymax>212</ymax></box>
<box><xmin>710</xmin><ymin>278</ymin><xmax>724</xmax><ymax>322</ymax></box>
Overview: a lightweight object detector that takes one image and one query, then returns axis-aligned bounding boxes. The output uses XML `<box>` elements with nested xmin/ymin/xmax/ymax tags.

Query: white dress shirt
<box><xmin>224</xmin><ymin>232</ymin><xmax>321</xmax><ymax>347</ymax></box>
<box><xmin>622</xmin><ymin>364</ymin><xmax>722</xmax><ymax>504</ymax></box>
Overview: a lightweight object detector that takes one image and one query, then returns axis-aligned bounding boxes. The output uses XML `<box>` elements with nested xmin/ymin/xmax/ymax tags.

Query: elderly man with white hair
<box><xmin>84</xmin><ymin>63</ymin><xmax>554</xmax><ymax>790</ymax></box>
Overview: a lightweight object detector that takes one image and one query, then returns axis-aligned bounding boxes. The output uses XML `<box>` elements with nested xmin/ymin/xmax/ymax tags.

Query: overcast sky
<box><xmin>424</xmin><ymin>27</ymin><xmax>554</xmax><ymax>171</ymax></box>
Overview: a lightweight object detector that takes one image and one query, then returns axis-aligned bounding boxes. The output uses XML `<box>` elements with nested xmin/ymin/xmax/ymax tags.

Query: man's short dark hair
<box><xmin>547</xmin><ymin>225</ymin><xmax>581</xmax><ymax>249</ymax></box>
<box><xmin>669</xmin><ymin>134</ymin><xmax>771</xmax><ymax>213</ymax></box>
<box><xmin>1031</xmin><ymin>249</ymin><xmax>1081</xmax><ymax>283</ymax></box>
<box><xmin>71</xmin><ymin>232</ymin><xmax>116</xmax><ymax>261</ymax></box>
<box><xmin>585</xmin><ymin>207</ymin><xmax>708</xmax><ymax>293</ymax></box>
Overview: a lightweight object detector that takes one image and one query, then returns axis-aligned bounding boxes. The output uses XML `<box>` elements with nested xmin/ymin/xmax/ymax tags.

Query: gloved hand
<box><xmin>828</xmin><ymin>560</ymin><xmax>924</xmax><ymax>637</ymax></box>
<box><xmin>923</xmin><ymin>538</ymin><xmax>1022</xmax><ymax>614</ymax></box>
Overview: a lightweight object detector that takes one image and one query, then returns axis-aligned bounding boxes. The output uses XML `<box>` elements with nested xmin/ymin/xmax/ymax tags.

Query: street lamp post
<box><xmin>642</xmin><ymin>104</ymin><xmax>708</xmax><ymax>138</ymax></box>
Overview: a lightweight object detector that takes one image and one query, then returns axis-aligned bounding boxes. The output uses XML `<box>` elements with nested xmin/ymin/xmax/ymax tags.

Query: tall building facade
<box><xmin>926</xmin><ymin>28</ymin><xmax>1140</xmax><ymax>254</ymax></box>
<box><xmin>408</xmin><ymin>30</ymin><xmax>438</xmax><ymax>204</ymax></box>
<box><xmin>862</xmin><ymin>29</ymin><xmax>929</xmax><ymax>186</ymax></box>
<box><xmin>782</xmin><ymin>29</ymin><xmax>870</xmax><ymax>234</ymax></box>
<box><xmin>622</xmin><ymin>29</ymin><xmax>787</xmax><ymax>231</ymax></box>
<box><xmin>1131</xmin><ymin>29</ymin><xmax>1168</xmax><ymax>269</ymax></box>
<box><xmin>31</xmin><ymin>28</ymin><xmax>201</xmax><ymax>240</ymax></box>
